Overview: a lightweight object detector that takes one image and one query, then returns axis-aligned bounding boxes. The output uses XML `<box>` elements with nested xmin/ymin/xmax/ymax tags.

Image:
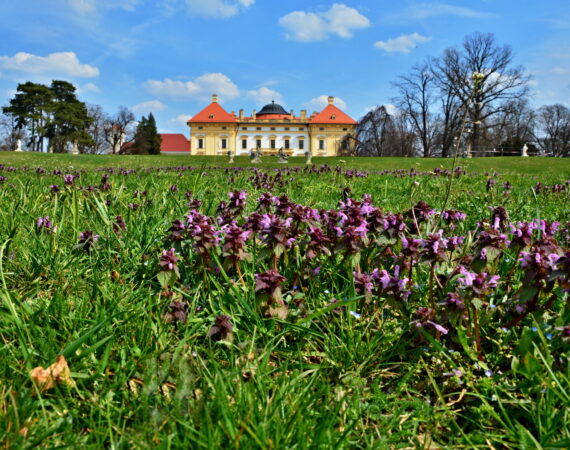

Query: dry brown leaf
<box><xmin>30</xmin><ymin>355</ymin><xmax>75</xmax><ymax>392</ymax></box>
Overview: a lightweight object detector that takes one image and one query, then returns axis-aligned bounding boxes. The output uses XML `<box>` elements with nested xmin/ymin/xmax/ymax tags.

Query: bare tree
<box><xmin>486</xmin><ymin>99</ymin><xmax>535</xmax><ymax>155</ymax></box>
<box><xmin>433</xmin><ymin>32</ymin><xmax>530</xmax><ymax>156</ymax></box>
<box><xmin>392</xmin><ymin>63</ymin><xmax>438</xmax><ymax>157</ymax></box>
<box><xmin>104</xmin><ymin>106</ymin><xmax>136</xmax><ymax>154</ymax></box>
<box><xmin>0</xmin><ymin>112</ymin><xmax>25</xmax><ymax>151</ymax></box>
<box><xmin>534</xmin><ymin>104</ymin><xmax>570</xmax><ymax>157</ymax></box>
<box><xmin>356</xmin><ymin>106</ymin><xmax>415</xmax><ymax>157</ymax></box>
<box><xmin>82</xmin><ymin>104</ymin><xmax>108</xmax><ymax>154</ymax></box>
<box><xmin>432</xmin><ymin>86</ymin><xmax>462</xmax><ymax>157</ymax></box>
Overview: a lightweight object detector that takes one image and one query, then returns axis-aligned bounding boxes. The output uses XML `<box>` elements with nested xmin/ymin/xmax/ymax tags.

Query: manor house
<box><xmin>187</xmin><ymin>94</ymin><xmax>357</xmax><ymax>156</ymax></box>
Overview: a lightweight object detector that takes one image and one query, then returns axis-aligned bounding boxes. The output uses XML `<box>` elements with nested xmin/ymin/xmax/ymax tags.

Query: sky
<box><xmin>1</xmin><ymin>0</ymin><xmax>569</xmax><ymax>135</ymax></box>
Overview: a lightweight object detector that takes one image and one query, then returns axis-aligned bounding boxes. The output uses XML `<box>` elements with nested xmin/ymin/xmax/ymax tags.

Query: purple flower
<box><xmin>371</xmin><ymin>266</ymin><xmax>410</xmax><ymax>301</ymax></box>
<box><xmin>78</xmin><ymin>230</ymin><xmax>99</xmax><ymax>251</ymax></box>
<box><xmin>489</xmin><ymin>206</ymin><xmax>509</xmax><ymax>231</ymax></box>
<box><xmin>63</xmin><ymin>174</ymin><xmax>76</xmax><ymax>185</ymax></box>
<box><xmin>422</xmin><ymin>230</ymin><xmax>448</xmax><ymax>262</ymax></box>
<box><xmin>166</xmin><ymin>301</ymin><xmax>187</xmax><ymax>325</ymax></box>
<box><xmin>509</xmin><ymin>221</ymin><xmax>537</xmax><ymax>248</ymax></box>
<box><xmin>168</xmin><ymin>219</ymin><xmax>186</xmax><ymax>241</ymax></box>
<box><xmin>159</xmin><ymin>248</ymin><xmax>179</xmax><ymax>271</ymax></box>
<box><xmin>441</xmin><ymin>292</ymin><xmax>465</xmax><ymax>311</ymax></box>
<box><xmin>36</xmin><ymin>216</ymin><xmax>57</xmax><ymax>234</ymax></box>
<box><xmin>113</xmin><ymin>215</ymin><xmax>127</xmax><ymax>234</ymax></box>
<box><xmin>207</xmin><ymin>315</ymin><xmax>233</xmax><ymax>342</ymax></box>
<box><xmin>255</xmin><ymin>269</ymin><xmax>288</xmax><ymax>319</ymax></box>
<box><xmin>412</xmin><ymin>307</ymin><xmax>448</xmax><ymax>335</ymax></box>
<box><xmin>457</xmin><ymin>266</ymin><xmax>500</xmax><ymax>296</ymax></box>
<box><xmin>353</xmin><ymin>271</ymin><xmax>374</xmax><ymax>299</ymax></box>
<box><xmin>221</xmin><ymin>223</ymin><xmax>252</xmax><ymax>262</ymax></box>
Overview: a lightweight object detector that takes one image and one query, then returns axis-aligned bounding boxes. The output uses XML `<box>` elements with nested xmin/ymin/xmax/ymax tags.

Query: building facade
<box><xmin>187</xmin><ymin>94</ymin><xmax>357</xmax><ymax>156</ymax></box>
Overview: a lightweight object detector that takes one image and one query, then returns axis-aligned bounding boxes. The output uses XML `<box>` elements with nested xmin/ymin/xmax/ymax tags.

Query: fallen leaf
<box><xmin>30</xmin><ymin>355</ymin><xmax>75</xmax><ymax>392</ymax></box>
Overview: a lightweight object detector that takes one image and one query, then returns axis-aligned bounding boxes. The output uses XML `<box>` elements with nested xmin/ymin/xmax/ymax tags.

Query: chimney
<box><xmin>252</xmin><ymin>109</ymin><xmax>256</xmax><ymax>120</ymax></box>
<box><xmin>290</xmin><ymin>109</ymin><xmax>294</xmax><ymax>117</ymax></box>
<box><xmin>239</xmin><ymin>109</ymin><xmax>244</xmax><ymax>120</ymax></box>
<box><xmin>328</xmin><ymin>96</ymin><xmax>334</xmax><ymax>105</ymax></box>
<box><xmin>300</xmin><ymin>109</ymin><xmax>307</xmax><ymax>120</ymax></box>
<box><xmin>212</xmin><ymin>94</ymin><xmax>218</xmax><ymax>103</ymax></box>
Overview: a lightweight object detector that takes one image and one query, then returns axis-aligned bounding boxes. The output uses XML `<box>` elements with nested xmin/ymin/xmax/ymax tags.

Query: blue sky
<box><xmin>1</xmin><ymin>0</ymin><xmax>569</xmax><ymax>134</ymax></box>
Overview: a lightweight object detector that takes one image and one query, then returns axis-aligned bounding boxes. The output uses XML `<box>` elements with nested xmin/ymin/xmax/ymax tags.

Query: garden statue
<box><xmin>72</xmin><ymin>141</ymin><xmax>79</xmax><ymax>155</ymax></box>
<box><xmin>305</xmin><ymin>151</ymin><xmax>313</xmax><ymax>165</ymax></box>
<box><xmin>251</xmin><ymin>146</ymin><xmax>262</xmax><ymax>163</ymax></box>
<box><xmin>277</xmin><ymin>147</ymin><xmax>288</xmax><ymax>164</ymax></box>
<box><xmin>227</xmin><ymin>150</ymin><xmax>234</xmax><ymax>163</ymax></box>
<box><xmin>15</xmin><ymin>139</ymin><xmax>22</xmax><ymax>152</ymax></box>
<box><xmin>522</xmin><ymin>144</ymin><xmax>529</xmax><ymax>157</ymax></box>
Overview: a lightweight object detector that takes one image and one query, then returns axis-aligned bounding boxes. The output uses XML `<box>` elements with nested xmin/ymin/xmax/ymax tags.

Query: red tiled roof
<box><xmin>310</xmin><ymin>104</ymin><xmax>357</xmax><ymax>125</ymax></box>
<box><xmin>188</xmin><ymin>102</ymin><xmax>236</xmax><ymax>123</ymax></box>
<box><xmin>160</xmin><ymin>134</ymin><xmax>190</xmax><ymax>152</ymax></box>
<box><xmin>249</xmin><ymin>114</ymin><xmax>292</xmax><ymax>120</ymax></box>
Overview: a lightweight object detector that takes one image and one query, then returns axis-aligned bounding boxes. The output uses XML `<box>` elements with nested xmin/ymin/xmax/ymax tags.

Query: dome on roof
<box><xmin>257</xmin><ymin>100</ymin><xmax>289</xmax><ymax>116</ymax></box>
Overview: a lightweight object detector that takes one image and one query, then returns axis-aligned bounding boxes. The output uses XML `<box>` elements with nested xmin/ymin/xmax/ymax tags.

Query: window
<box><xmin>242</xmin><ymin>127</ymin><xmax>247</xmax><ymax>130</ymax></box>
<box><xmin>284</xmin><ymin>139</ymin><xmax>290</xmax><ymax>149</ymax></box>
<box><xmin>299</xmin><ymin>127</ymin><xmax>304</xmax><ymax>131</ymax></box>
<box><xmin>198</xmin><ymin>126</ymin><xmax>203</xmax><ymax>130</ymax></box>
<box><xmin>242</xmin><ymin>139</ymin><xmax>247</xmax><ymax>149</ymax></box>
<box><xmin>299</xmin><ymin>140</ymin><xmax>304</xmax><ymax>150</ymax></box>
<box><xmin>270</xmin><ymin>127</ymin><xmax>276</xmax><ymax>131</ymax></box>
<box><xmin>284</xmin><ymin>127</ymin><xmax>289</xmax><ymax>131</ymax></box>
<box><xmin>256</xmin><ymin>127</ymin><xmax>261</xmax><ymax>130</ymax></box>
<box><xmin>270</xmin><ymin>139</ymin><xmax>276</xmax><ymax>149</ymax></box>
<box><xmin>221</xmin><ymin>138</ymin><xmax>227</xmax><ymax>149</ymax></box>
<box><xmin>256</xmin><ymin>139</ymin><xmax>262</xmax><ymax>148</ymax></box>
<box><xmin>222</xmin><ymin>126</ymin><xmax>227</xmax><ymax>130</ymax></box>
<box><xmin>198</xmin><ymin>138</ymin><xmax>204</xmax><ymax>149</ymax></box>
<box><xmin>319</xmin><ymin>127</ymin><xmax>325</xmax><ymax>131</ymax></box>
<box><xmin>209</xmin><ymin>114</ymin><xmax>214</xmax><ymax>119</ymax></box>
<box><xmin>342</xmin><ymin>128</ymin><xmax>348</xmax><ymax>131</ymax></box>
<box><xmin>319</xmin><ymin>139</ymin><xmax>325</xmax><ymax>150</ymax></box>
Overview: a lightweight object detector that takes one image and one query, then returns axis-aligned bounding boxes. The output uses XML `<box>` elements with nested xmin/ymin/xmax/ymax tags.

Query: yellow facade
<box><xmin>188</xmin><ymin>95</ymin><xmax>357</xmax><ymax>157</ymax></box>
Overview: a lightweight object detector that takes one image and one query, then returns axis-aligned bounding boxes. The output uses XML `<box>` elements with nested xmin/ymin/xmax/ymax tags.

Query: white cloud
<box><xmin>132</xmin><ymin>100</ymin><xmax>167</xmax><ymax>114</ymax></box>
<box><xmin>305</xmin><ymin>95</ymin><xmax>347</xmax><ymax>112</ymax></box>
<box><xmin>68</xmin><ymin>0</ymin><xmax>140</xmax><ymax>14</ymax></box>
<box><xmin>374</xmin><ymin>33</ymin><xmax>431</xmax><ymax>54</ymax></box>
<box><xmin>406</xmin><ymin>3</ymin><xmax>494</xmax><ymax>20</ymax></box>
<box><xmin>362</xmin><ymin>104</ymin><xmax>399</xmax><ymax>117</ymax></box>
<box><xmin>185</xmin><ymin>0</ymin><xmax>255</xmax><ymax>19</ymax></box>
<box><xmin>246</xmin><ymin>87</ymin><xmax>284</xmax><ymax>106</ymax></box>
<box><xmin>167</xmin><ymin>114</ymin><xmax>193</xmax><ymax>127</ymax></box>
<box><xmin>143</xmin><ymin>73</ymin><xmax>239</xmax><ymax>101</ymax></box>
<box><xmin>279</xmin><ymin>4</ymin><xmax>370</xmax><ymax>42</ymax></box>
<box><xmin>82</xmin><ymin>82</ymin><xmax>100</xmax><ymax>92</ymax></box>
<box><xmin>0</xmin><ymin>52</ymin><xmax>99</xmax><ymax>78</ymax></box>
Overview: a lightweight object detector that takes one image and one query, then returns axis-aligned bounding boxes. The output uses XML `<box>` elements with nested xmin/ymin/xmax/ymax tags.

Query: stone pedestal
<box><xmin>15</xmin><ymin>139</ymin><xmax>22</xmax><ymax>152</ymax></box>
<box><xmin>305</xmin><ymin>151</ymin><xmax>313</xmax><ymax>165</ymax></box>
<box><xmin>227</xmin><ymin>151</ymin><xmax>234</xmax><ymax>163</ymax></box>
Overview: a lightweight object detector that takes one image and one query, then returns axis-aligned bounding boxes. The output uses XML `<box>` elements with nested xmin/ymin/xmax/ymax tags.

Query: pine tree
<box><xmin>132</xmin><ymin>113</ymin><xmax>162</xmax><ymax>155</ymax></box>
<box><xmin>147</xmin><ymin>113</ymin><xmax>162</xmax><ymax>155</ymax></box>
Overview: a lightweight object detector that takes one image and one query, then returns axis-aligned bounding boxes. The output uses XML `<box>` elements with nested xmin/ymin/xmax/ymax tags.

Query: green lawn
<box><xmin>0</xmin><ymin>152</ymin><xmax>568</xmax><ymax>448</ymax></box>
<box><xmin>2</xmin><ymin>152</ymin><xmax>569</xmax><ymax>179</ymax></box>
